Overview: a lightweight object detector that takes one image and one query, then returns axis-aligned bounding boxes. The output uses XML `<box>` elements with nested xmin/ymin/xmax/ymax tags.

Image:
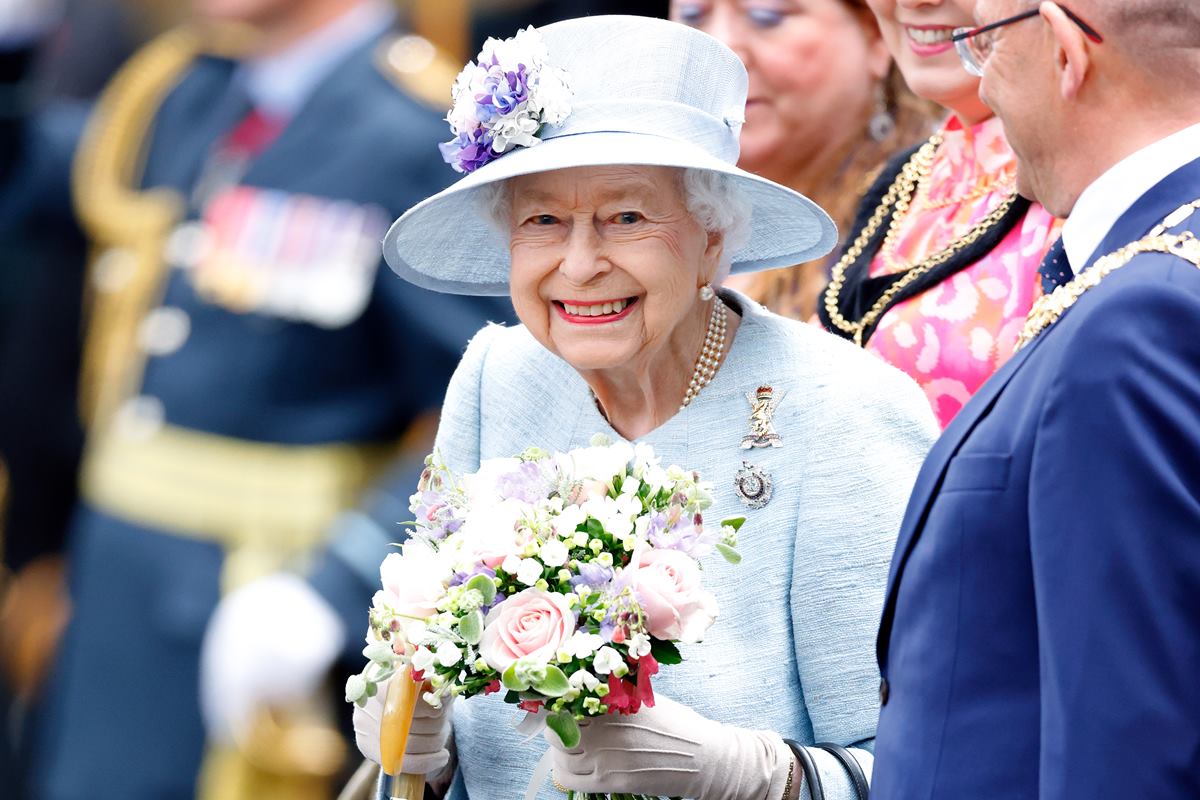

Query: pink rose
<box><xmin>633</xmin><ymin>549</ymin><xmax>719</xmax><ymax>643</ymax></box>
<box><xmin>479</xmin><ymin>589</ymin><xmax>576</xmax><ymax>672</ymax></box>
<box><xmin>379</xmin><ymin>541</ymin><xmax>449</xmax><ymax>619</ymax></box>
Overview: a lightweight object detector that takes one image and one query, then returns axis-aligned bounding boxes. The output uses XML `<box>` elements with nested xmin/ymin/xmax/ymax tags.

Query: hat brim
<box><xmin>383</xmin><ymin>131</ymin><xmax>838</xmax><ymax>297</ymax></box>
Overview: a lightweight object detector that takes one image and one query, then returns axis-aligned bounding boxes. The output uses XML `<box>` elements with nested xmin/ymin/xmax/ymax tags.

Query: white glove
<box><xmin>547</xmin><ymin>694</ymin><xmax>794</xmax><ymax>800</ymax></box>
<box><xmin>353</xmin><ymin>678</ymin><xmax>453</xmax><ymax>777</ymax></box>
<box><xmin>200</xmin><ymin>573</ymin><xmax>345</xmax><ymax>742</ymax></box>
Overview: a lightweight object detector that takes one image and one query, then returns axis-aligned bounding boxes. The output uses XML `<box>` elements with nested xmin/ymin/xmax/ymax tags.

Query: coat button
<box><xmin>879</xmin><ymin>677</ymin><xmax>890</xmax><ymax>706</ymax></box>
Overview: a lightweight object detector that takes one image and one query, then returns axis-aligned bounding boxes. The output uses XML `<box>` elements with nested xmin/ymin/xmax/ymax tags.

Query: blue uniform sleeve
<box><xmin>1029</xmin><ymin>257</ymin><xmax>1200</xmax><ymax>799</ymax></box>
<box><xmin>308</xmin><ymin>322</ymin><xmax>508</xmax><ymax>663</ymax></box>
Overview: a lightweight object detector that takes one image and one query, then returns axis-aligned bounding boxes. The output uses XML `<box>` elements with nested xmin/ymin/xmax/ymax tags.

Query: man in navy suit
<box><xmin>871</xmin><ymin>2</ymin><xmax>1200</xmax><ymax>798</ymax></box>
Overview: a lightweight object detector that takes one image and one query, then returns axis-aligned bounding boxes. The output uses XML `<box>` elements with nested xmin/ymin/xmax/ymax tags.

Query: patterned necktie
<box><xmin>1038</xmin><ymin>236</ymin><xmax>1072</xmax><ymax>293</ymax></box>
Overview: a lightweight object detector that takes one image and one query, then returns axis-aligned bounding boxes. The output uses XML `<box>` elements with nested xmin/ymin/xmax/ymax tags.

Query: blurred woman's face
<box><xmin>866</xmin><ymin>0</ymin><xmax>989</xmax><ymax>121</ymax></box>
<box><xmin>670</xmin><ymin>0</ymin><xmax>891</xmax><ymax>184</ymax></box>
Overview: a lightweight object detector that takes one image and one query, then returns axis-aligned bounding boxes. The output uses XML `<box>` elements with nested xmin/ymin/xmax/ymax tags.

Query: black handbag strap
<box><xmin>784</xmin><ymin>740</ymin><xmax>824</xmax><ymax>800</ymax></box>
<box><xmin>816</xmin><ymin>742</ymin><xmax>870</xmax><ymax>800</ymax></box>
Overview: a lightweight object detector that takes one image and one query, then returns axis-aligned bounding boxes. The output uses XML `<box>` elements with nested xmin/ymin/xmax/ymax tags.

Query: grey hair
<box><xmin>477</xmin><ymin>167</ymin><xmax>752</xmax><ymax>279</ymax></box>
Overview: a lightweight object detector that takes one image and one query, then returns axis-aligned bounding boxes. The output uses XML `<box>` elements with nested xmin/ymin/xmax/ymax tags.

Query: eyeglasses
<box><xmin>951</xmin><ymin>3</ymin><xmax>1103</xmax><ymax>77</ymax></box>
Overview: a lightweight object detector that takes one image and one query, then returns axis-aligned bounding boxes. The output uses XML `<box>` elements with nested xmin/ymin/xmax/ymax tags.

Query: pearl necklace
<box><xmin>680</xmin><ymin>298</ymin><xmax>728</xmax><ymax>411</ymax></box>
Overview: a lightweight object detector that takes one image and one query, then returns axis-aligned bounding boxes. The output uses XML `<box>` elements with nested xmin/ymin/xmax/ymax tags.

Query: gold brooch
<box><xmin>741</xmin><ymin>386</ymin><xmax>784</xmax><ymax>449</ymax></box>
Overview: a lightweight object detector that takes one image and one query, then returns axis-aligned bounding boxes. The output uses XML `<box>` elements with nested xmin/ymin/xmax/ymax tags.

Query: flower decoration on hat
<box><xmin>438</xmin><ymin>27</ymin><xmax>573</xmax><ymax>174</ymax></box>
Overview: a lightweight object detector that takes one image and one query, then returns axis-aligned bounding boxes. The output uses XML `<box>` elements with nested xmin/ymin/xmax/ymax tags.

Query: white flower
<box><xmin>553</xmin><ymin>505</ymin><xmax>588</xmax><ymax>539</ymax></box>
<box><xmin>568</xmin><ymin>669</ymin><xmax>601</xmax><ymax>691</ymax></box>
<box><xmin>566</xmin><ymin>442</ymin><xmax>634</xmax><ymax>483</ymax></box>
<box><xmin>412</xmin><ymin>646</ymin><xmax>436</xmax><ymax>673</ymax></box>
<box><xmin>502</xmin><ymin>554</ymin><xmax>522</xmax><ymax>574</ymax></box>
<box><xmin>564</xmin><ymin>631</ymin><xmax>605</xmax><ymax>659</ymax></box>
<box><xmin>539</xmin><ymin>538</ymin><xmax>569</xmax><ymax>568</ymax></box>
<box><xmin>516</xmin><ymin>557</ymin><xmax>544</xmax><ymax>586</ymax></box>
<box><xmin>436</xmin><ymin>642</ymin><xmax>463</xmax><ymax>667</ymax></box>
<box><xmin>592</xmin><ymin>646</ymin><xmax>624</xmax><ymax>675</ymax></box>
<box><xmin>627</xmin><ymin>632</ymin><xmax>652</xmax><ymax>659</ymax></box>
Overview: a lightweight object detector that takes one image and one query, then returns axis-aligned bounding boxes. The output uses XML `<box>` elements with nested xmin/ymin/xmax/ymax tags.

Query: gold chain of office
<box><xmin>1014</xmin><ymin>199</ymin><xmax>1200</xmax><ymax>351</ymax></box>
<box><xmin>823</xmin><ymin>134</ymin><xmax>1019</xmax><ymax>346</ymax></box>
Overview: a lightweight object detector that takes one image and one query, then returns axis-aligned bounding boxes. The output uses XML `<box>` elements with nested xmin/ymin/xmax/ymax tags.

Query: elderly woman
<box><xmin>353</xmin><ymin>15</ymin><xmax>937</xmax><ymax>800</ymax></box>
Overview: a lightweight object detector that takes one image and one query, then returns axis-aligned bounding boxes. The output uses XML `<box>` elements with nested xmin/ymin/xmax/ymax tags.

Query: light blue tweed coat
<box><xmin>436</xmin><ymin>290</ymin><xmax>938</xmax><ymax>800</ymax></box>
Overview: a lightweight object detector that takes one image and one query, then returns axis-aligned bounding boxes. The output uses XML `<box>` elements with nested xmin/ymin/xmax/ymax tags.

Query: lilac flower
<box><xmin>570</xmin><ymin>562</ymin><xmax>614</xmax><ymax>589</ymax></box>
<box><xmin>496</xmin><ymin>460</ymin><xmax>549</xmax><ymax>504</ymax></box>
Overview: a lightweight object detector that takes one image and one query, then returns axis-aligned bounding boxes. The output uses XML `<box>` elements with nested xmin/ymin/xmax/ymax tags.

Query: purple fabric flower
<box><xmin>477</xmin><ymin>65</ymin><xmax>530</xmax><ymax>121</ymax></box>
<box><xmin>439</xmin><ymin>127</ymin><xmax>496</xmax><ymax>174</ymax></box>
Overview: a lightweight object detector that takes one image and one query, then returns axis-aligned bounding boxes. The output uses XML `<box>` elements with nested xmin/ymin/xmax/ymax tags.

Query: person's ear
<box><xmin>854</xmin><ymin>9</ymin><xmax>893</xmax><ymax>81</ymax></box>
<box><xmin>702</xmin><ymin>228</ymin><xmax>725</xmax><ymax>282</ymax></box>
<box><xmin>1041</xmin><ymin>1</ymin><xmax>1090</xmax><ymax>100</ymax></box>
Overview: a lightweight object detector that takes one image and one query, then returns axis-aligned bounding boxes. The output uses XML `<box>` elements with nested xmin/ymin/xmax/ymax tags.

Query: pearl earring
<box><xmin>699</xmin><ymin>283</ymin><xmax>715</xmax><ymax>301</ymax></box>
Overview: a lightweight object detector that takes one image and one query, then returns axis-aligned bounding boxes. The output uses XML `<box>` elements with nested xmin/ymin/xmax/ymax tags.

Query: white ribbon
<box><xmin>525</xmin><ymin>749</ymin><xmax>556</xmax><ymax>800</ymax></box>
<box><xmin>513</xmin><ymin>709</ymin><xmax>554</xmax><ymax>800</ymax></box>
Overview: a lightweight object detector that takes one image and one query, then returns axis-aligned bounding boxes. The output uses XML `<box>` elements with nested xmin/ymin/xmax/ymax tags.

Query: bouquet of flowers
<box><xmin>346</xmin><ymin>435</ymin><xmax>742</xmax><ymax>799</ymax></box>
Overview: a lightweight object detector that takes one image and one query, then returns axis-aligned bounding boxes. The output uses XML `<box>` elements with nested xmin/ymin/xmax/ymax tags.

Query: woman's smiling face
<box><xmin>506</xmin><ymin>165</ymin><xmax>722</xmax><ymax>376</ymax></box>
<box><xmin>866</xmin><ymin>0</ymin><xmax>990</xmax><ymax>120</ymax></box>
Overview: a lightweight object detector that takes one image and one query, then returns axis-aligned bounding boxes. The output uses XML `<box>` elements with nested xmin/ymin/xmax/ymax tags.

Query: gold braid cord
<box><xmin>74</xmin><ymin>27</ymin><xmax>202</xmax><ymax>428</ymax></box>
<box><xmin>823</xmin><ymin>134</ymin><xmax>1019</xmax><ymax>346</ymax></box>
<box><xmin>1015</xmin><ymin>201</ymin><xmax>1200</xmax><ymax>351</ymax></box>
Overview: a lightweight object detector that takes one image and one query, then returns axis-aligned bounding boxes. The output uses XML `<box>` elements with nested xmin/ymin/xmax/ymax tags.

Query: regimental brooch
<box><xmin>733</xmin><ymin>461</ymin><xmax>773</xmax><ymax>509</ymax></box>
<box><xmin>741</xmin><ymin>385</ymin><xmax>784</xmax><ymax>449</ymax></box>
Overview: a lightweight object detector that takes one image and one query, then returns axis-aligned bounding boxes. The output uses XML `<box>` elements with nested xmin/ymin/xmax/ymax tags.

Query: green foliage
<box><xmin>649</xmin><ymin>639</ymin><xmax>682</xmax><ymax>665</ymax></box>
<box><xmin>715</xmin><ymin>542</ymin><xmax>742</xmax><ymax>565</ymax></box>
<box><xmin>546</xmin><ymin>711</ymin><xmax>581</xmax><ymax>749</ymax></box>
<box><xmin>532</xmin><ymin>665</ymin><xmax>570</xmax><ymax>697</ymax></box>
<box><xmin>459</xmin><ymin>609</ymin><xmax>484</xmax><ymax>644</ymax></box>
<box><xmin>466</xmin><ymin>574</ymin><xmax>497</xmax><ymax>604</ymax></box>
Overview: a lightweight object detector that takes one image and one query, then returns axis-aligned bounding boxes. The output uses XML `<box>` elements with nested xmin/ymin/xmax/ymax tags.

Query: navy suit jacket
<box><xmin>871</xmin><ymin>156</ymin><xmax>1200</xmax><ymax>800</ymax></box>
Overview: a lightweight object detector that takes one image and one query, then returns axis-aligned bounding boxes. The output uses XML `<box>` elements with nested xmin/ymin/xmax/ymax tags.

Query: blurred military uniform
<box><xmin>0</xmin><ymin>2</ymin><xmax>514</xmax><ymax>799</ymax></box>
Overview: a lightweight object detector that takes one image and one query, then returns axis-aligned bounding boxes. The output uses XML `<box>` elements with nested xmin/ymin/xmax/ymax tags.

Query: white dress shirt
<box><xmin>1061</xmin><ymin>121</ymin><xmax>1200</xmax><ymax>273</ymax></box>
<box><xmin>237</xmin><ymin>0</ymin><xmax>395</xmax><ymax>120</ymax></box>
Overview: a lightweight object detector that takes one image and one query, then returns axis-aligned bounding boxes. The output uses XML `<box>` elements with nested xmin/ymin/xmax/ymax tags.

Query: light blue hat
<box><xmin>383</xmin><ymin>15</ymin><xmax>837</xmax><ymax>296</ymax></box>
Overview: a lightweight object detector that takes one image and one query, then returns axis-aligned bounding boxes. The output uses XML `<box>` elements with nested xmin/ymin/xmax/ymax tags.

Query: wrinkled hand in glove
<box><xmin>353</xmin><ymin>678</ymin><xmax>453</xmax><ymax>777</ymax></box>
<box><xmin>546</xmin><ymin>693</ymin><xmax>794</xmax><ymax>800</ymax></box>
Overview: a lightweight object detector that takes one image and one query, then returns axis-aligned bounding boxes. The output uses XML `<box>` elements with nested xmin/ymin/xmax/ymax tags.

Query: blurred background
<box><xmin>0</xmin><ymin>0</ymin><xmax>938</xmax><ymax>798</ymax></box>
<box><xmin>0</xmin><ymin>3</ymin><xmax>666</xmax><ymax>800</ymax></box>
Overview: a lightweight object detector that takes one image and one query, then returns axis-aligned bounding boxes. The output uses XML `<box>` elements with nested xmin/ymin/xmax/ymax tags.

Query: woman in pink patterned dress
<box><xmin>818</xmin><ymin>0</ymin><xmax>1062</xmax><ymax>427</ymax></box>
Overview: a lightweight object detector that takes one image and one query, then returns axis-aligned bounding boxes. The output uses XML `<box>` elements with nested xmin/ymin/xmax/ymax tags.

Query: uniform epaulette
<box><xmin>373</xmin><ymin>33</ymin><xmax>457</xmax><ymax>112</ymax></box>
